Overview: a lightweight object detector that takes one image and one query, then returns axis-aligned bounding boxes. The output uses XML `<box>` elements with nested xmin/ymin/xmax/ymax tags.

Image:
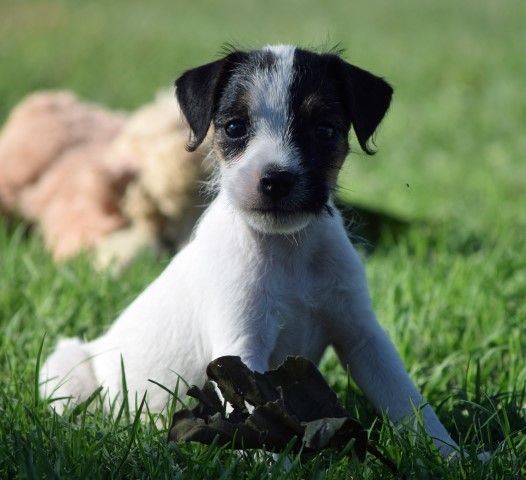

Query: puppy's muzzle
<box><xmin>258</xmin><ymin>167</ymin><xmax>296</xmax><ymax>202</ymax></box>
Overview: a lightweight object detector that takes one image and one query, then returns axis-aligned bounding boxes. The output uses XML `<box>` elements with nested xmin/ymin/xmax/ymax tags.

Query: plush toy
<box><xmin>0</xmin><ymin>90</ymin><xmax>208</xmax><ymax>268</ymax></box>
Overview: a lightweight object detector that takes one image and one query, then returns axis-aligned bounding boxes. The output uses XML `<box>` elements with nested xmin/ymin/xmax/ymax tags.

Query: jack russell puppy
<box><xmin>41</xmin><ymin>45</ymin><xmax>484</xmax><ymax>460</ymax></box>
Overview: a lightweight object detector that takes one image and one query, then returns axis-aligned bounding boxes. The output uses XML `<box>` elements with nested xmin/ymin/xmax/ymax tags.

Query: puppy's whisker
<box><xmin>324</xmin><ymin>204</ymin><xmax>335</xmax><ymax>217</ymax></box>
<box><xmin>285</xmin><ymin>231</ymin><xmax>300</xmax><ymax>247</ymax></box>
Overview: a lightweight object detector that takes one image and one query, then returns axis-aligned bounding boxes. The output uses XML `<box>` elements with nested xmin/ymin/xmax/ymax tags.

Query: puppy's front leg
<box><xmin>328</xmin><ymin>246</ymin><xmax>460</xmax><ymax>458</ymax></box>
<box><xmin>334</xmin><ymin>311</ymin><xmax>460</xmax><ymax>458</ymax></box>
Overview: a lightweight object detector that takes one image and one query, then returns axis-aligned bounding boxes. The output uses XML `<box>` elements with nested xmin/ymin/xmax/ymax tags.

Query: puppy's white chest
<box><xmin>237</xmin><ymin>248</ymin><xmax>330</xmax><ymax>366</ymax></box>
<box><xmin>193</xmin><ymin>194</ymin><xmax>343</xmax><ymax>373</ymax></box>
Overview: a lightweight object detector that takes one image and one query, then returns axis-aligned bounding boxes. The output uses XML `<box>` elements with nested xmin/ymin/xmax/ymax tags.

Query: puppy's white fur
<box><xmin>41</xmin><ymin>45</ymin><xmax>473</xmax><ymax>459</ymax></box>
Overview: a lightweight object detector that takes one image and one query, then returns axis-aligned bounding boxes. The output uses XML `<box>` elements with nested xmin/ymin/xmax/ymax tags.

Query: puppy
<box><xmin>41</xmin><ymin>45</ymin><xmax>464</xmax><ymax>458</ymax></box>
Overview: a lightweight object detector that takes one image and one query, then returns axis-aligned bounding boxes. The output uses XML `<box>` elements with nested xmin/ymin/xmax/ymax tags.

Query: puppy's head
<box><xmin>176</xmin><ymin>45</ymin><xmax>392</xmax><ymax>234</ymax></box>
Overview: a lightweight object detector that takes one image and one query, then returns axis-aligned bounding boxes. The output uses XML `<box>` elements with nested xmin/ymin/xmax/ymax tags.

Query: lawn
<box><xmin>1</xmin><ymin>0</ymin><xmax>525</xmax><ymax>478</ymax></box>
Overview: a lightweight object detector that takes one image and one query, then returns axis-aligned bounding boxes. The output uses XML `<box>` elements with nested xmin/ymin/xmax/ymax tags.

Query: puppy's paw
<box><xmin>475</xmin><ymin>451</ymin><xmax>491</xmax><ymax>463</ymax></box>
<box><xmin>446</xmin><ymin>449</ymin><xmax>491</xmax><ymax>464</ymax></box>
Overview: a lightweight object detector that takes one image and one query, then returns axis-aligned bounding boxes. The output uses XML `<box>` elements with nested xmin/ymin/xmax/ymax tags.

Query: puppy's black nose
<box><xmin>259</xmin><ymin>168</ymin><xmax>296</xmax><ymax>201</ymax></box>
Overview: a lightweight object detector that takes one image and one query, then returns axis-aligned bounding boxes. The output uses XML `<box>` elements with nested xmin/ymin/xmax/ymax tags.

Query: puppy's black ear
<box><xmin>337</xmin><ymin>60</ymin><xmax>393</xmax><ymax>154</ymax></box>
<box><xmin>175</xmin><ymin>52</ymin><xmax>245</xmax><ymax>152</ymax></box>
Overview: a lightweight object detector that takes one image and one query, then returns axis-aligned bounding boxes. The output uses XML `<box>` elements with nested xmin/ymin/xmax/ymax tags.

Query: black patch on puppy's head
<box><xmin>175</xmin><ymin>46</ymin><xmax>393</xmax><ymax>157</ymax></box>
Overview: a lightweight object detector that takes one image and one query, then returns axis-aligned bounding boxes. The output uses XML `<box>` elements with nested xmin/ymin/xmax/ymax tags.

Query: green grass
<box><xmin>1</xmin><ymin>0</ymin><xmax>525</xmax><ymax>478</ymax></box>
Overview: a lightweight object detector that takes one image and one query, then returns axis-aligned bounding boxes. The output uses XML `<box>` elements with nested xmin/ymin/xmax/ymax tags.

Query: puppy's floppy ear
<box><xmin>175</xmin><ymin>51</ymin><xmax>245</xmax><ymax>152</ymax></box>
<box><xmin>336</xmin><ymin>59</ymin><xmax>393</xmax><ymax>155</ymax></box>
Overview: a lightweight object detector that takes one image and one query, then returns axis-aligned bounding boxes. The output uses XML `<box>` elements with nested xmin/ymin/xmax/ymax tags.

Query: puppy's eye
<box><xmin>314</xmin><ymin>123</ymin><xmax>336</xmax><ymax>141</ymax></box>
<box><xmin>224</xmin><ymin>120</ymin><xmax>247</xmax><ymax>139</ymax></box>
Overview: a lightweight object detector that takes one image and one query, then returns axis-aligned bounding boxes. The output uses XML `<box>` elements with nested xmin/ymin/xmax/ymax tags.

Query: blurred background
<box><xmin>1</xmin><ymin>0</ymin><xmax>525</xmax><ymax>230</ymax></box>
<box><xmin>1</xmin><ymin>5</ymin><xmax>525</xmax><ymax>472</ymax></box>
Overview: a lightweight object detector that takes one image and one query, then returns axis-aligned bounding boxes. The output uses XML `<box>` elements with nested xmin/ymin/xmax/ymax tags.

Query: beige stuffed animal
<box><xmin>0</xmin><ymin>90</ymin><xmax>208</xmax><ymax>268</ymax></box>
<box><xmin>95</xmin><ymin>92</ymin><xmax>210</xmax><ymax>269</ymax></box>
